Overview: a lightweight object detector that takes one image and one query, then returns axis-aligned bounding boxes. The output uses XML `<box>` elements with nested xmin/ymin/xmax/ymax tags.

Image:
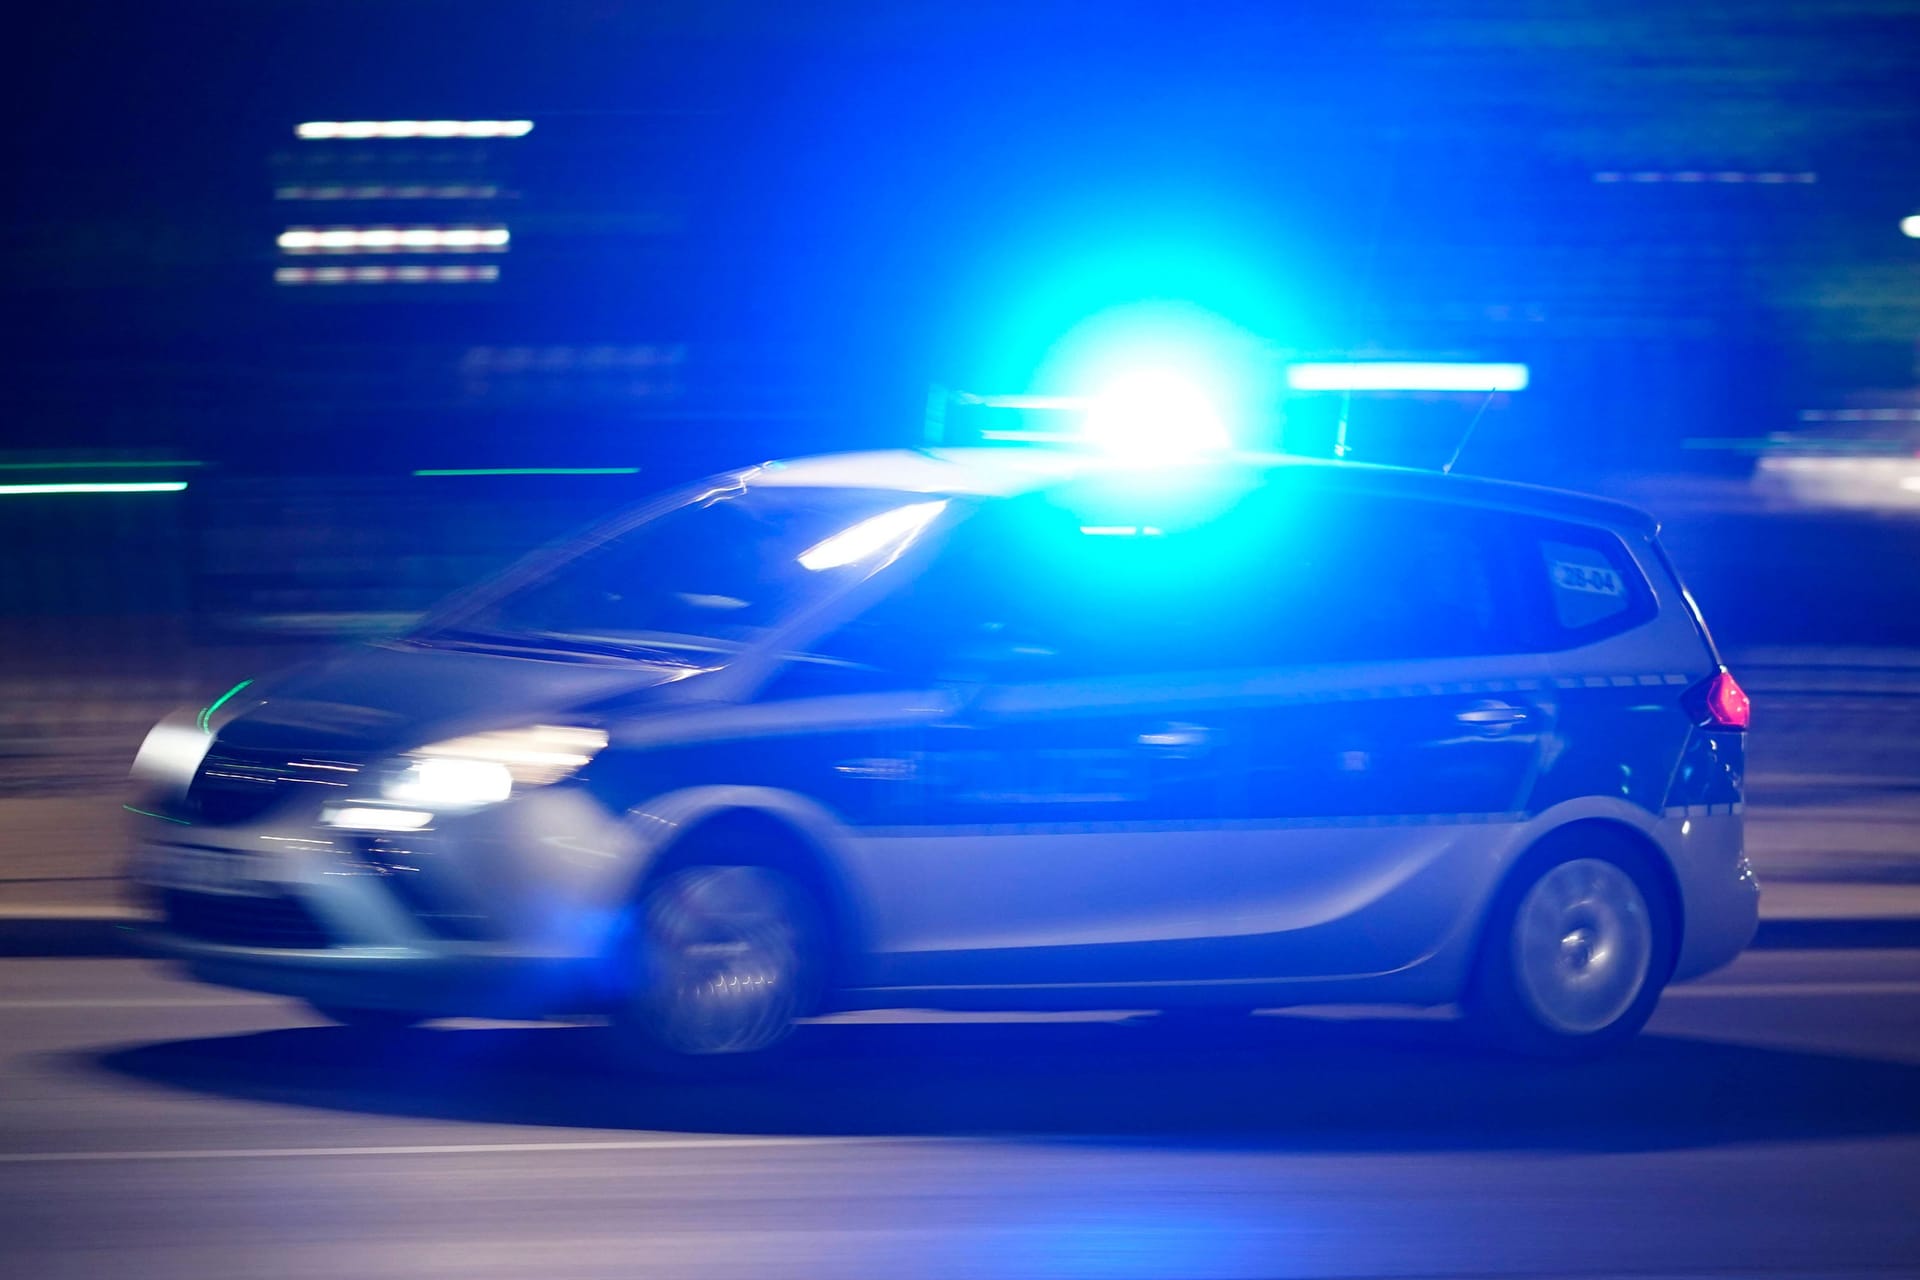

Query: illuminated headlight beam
<box><xmin>296</xmin><ymin>120</ymin><xmax>533</xmax><ymax>139</ymax></box>
<box><xmin>1902</xmin><ymin>215</ymin><xmax>1920</xmax><ymax>239</ymax></box>
<box><xmin>278</xmin><ymin>226</ymin><xmax>510</xmax><ymax>253</ymax></box>
<box><xmin>1286</xmin><ymin>362</ymin><xmax>1530</xmax><ymax>393</ymax></box>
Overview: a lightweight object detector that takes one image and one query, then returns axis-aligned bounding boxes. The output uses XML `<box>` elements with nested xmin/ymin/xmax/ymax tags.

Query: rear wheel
<box><xmin>1467</xmin><ymin>839</ymin><xmax>1673</xmax><ymax>1059</ymax></box>
<box><xmin>613</xmin><ymin>860</ymin><xmax>822</xmax><ymax>1076</ymax></box>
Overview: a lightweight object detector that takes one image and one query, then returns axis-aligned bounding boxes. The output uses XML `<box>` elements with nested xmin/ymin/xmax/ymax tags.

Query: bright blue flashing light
<box><xmin>1081</xmin><ymin>370</ymin><xmax>1233</xmax><ymax>458</ymax></box>
<box><xmin>1286</xmin><ymin>362</ymin><xmax>1530</xmax><ymax>393</ymax></box>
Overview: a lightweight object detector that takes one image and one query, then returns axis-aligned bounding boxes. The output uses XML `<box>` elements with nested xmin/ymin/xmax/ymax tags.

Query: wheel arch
<box><xmin>1474</xmin><ymin>816</ymin><xmax>1686</xmax><ymax>990</ymax></box>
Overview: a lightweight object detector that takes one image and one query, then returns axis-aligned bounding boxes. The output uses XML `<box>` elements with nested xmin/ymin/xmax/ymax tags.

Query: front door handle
<box><xmin>1455</xmin><ymin>700</ymin><xmax>1530</xmax><ymax>735</ymax></box>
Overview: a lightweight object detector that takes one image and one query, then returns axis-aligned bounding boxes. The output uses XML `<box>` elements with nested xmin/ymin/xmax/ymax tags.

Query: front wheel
<box><xmin>612</xmin><ymin>862</ymin><xmax>822</xmax><ymax>1076</ymax></box>
<box><xmin>1467</xmin><ymin>841</ymin><xmax>1674</xmax><ymax>1059</ymax></box>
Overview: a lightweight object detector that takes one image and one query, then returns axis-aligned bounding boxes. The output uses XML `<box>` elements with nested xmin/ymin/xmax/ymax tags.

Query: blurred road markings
<box><xmin>0</xmin><ymin>1135</ymin><xmax>914</xmax><ymax>1165</ymax></box>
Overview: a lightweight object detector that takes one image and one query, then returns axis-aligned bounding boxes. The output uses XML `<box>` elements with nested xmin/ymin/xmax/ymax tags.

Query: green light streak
<box><xmin>123</xmin><ymin>804</ymin><xmax>192</xmax><ymax>826</ymax></box>
<box><xmin>0</xmin><ymin>482</ymin><xmax>189</xmax><ymax>495</ymax></box>
<box><xmin>198</xmin><ymin>678</ymin><xmax>254</xmax><ymax>733</ymax></box>
<box><xmin>412</xmin><ymin>467</ymin><xmax>641</xmax><ymax>477</ymax></box>
<box><xmin>0</xmin><ymin>460</ymin><xmax>205</xmax><ymax>471</ymax></box>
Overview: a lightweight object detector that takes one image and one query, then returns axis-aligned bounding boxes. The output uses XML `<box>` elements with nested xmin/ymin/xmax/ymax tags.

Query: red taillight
<box><xmin>1704</xmin><ymin>670</ymin><xmax>1750</xmax><ymax>729</ymax></box>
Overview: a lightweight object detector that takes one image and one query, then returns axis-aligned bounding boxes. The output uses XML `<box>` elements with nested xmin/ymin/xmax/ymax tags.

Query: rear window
<box><xmin>1526</xmin><ymin>522</ymin><xmax>1657</xmax><ymax>648</ymax></box>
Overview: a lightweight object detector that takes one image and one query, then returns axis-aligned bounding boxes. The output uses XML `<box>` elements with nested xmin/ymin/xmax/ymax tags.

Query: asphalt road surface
<box><xmin>3</xmin><ymin>952</ymin><xmax>1919</xmax><ymax>1280</ymax></box>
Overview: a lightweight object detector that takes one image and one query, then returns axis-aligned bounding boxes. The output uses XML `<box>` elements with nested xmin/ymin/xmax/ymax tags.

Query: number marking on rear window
<box><xmin>1552</xmin><ymin>561</ymin><xmax>1624</xmax><ymax>596</ymax></box>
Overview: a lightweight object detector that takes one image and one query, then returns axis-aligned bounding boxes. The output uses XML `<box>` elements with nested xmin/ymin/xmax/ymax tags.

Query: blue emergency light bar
<box><xmin>1285</xmin><ymin>362</ymin><xmax>1530</xmax><ymax>393</ymax></box>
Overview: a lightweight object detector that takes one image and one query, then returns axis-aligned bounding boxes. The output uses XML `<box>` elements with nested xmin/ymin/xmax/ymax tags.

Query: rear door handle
<box><xmin>1137</xmin><ymin>722</ymin><xmax>1210</xmax><ymax>751</ymax></box>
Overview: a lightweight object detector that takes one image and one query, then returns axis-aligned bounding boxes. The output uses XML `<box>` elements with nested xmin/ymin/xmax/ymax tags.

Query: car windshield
<box><xmin>426</xmin><ymin>484</ymin><xmax>949</xmax><ymax>658</ymax></box>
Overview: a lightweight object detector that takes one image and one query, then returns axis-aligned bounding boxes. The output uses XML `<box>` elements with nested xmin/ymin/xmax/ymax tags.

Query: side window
<box><xmin>1286</xmin><ymin>502</ymin><xmax>1510</xmax><ymax>662</ymax></box>
<box><xmin>770</xmin><ymin>490</ymin><xmax>1653</xmax><ymax>692</ymax></box>
<box><xmin>784</xmin><ymin>497</ymin><xmax>1271</xmax><ymax>687</ymax></box>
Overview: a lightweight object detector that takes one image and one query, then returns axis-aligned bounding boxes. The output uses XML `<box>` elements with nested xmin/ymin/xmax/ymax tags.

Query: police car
<box><xmin>127</xmin><ymin>445</ymin><xmax>1757</xmax><ymax>1065</ymax></box>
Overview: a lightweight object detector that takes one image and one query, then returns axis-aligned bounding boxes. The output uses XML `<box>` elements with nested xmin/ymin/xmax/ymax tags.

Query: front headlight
<box><xmin>378</xmin><ymin>724</ymin><xmax>609</xmax><ymax>811</ymax></box>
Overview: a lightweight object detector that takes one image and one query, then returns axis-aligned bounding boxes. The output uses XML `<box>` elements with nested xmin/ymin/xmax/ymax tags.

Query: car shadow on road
<box><xmin>95</xmin><ymin>1011</ymin><xmax>1920</xmax><ymax>1153</ymax></box>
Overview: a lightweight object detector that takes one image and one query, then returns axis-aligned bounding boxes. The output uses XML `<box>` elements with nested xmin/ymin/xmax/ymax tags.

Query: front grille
<box><xmin>161</xmin><ymin>889</ymin><xmax>332</xmax><ymax>949</ymax></box>
<box><xmin>189</xmin><ymin>747</ymin><xmax>361</xmax><ymax>825</ymax></box>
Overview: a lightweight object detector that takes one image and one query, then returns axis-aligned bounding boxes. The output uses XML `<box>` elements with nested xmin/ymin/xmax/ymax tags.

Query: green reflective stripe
<box><xmin>198</xmin><ymin>678</ymin><xmax>254</xmax><ymax>733</ymax></box>
<box><xmin>123</xmin><ymin>804</ymin><xmax>191</xmax><ymax>826</ymax></box>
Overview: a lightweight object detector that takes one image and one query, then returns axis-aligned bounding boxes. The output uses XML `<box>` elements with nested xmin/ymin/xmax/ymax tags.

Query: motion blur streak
<box><xmin>275</xmin><ymin>185</ymin><xmax>503</xmax><ymax>201</ymax></box>
<box><xmin>277</xmin><ymin>227</ymin><xmax>510</xmax><ymax>252</ymax></box>
<box><xmin>412</xmin><ymin>467</ymin><xmax>640</xmax><ymax>477</ymax></box>
<box><xmin>273</xmin><ymin>265</ymin><xmax>499</xmax><ymax>285</ymax></box>
<box><xmin>0</xmin><ymin>482</ymin><xmax>188</xmax><ymax>495</ymax></box>
<box><xmin>294</xmin><ymin>120</ymin><xmax>532</xmax><ymax>139</ymax></box>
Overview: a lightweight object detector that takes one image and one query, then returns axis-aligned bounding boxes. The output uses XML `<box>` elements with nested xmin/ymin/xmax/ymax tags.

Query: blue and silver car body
<box><xmin>127</xmin><ymin>448</ymin><xmax>1757</xmax><ymax>1058</ymax></box>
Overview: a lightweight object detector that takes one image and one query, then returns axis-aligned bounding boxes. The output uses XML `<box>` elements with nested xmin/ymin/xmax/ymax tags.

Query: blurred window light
<box><xmin>0</xmin><ymin>481</ymin><xmax>188</xmax><ymax>495</ymax></box>
<box><xmin>275</xmin><ymin>265</ymin><xmax>500</xmax><ymax>285</ymax></box>
<box><xmin>295</xmin><ymin>120</ymin><xmax>533</xmax><ymax>139</ymax></box>
<box><xmin>278</xmin><ymin>226</ymin><xmax>510</xmax><ymax>253</ymax></box>
<box><xmin>1902</xmin><ymin>215</ymin><xmax>1920</xmax><ymax>239</ymax></box>
<box><xmin>276</xmin><ymin>184</ymin><xmax>503</xmax><ymax>201</ymax></box>
<box><xmin>1286</xmin><ymin>362</ymin><xmax>1530</xmax><ymax>393</ymax></box>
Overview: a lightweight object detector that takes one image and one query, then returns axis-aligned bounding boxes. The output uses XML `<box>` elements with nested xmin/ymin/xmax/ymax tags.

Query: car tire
<box><xmin>308</xmin><ymin>1003</ymin><xmax>428</xmax><ymax>1032</ymax></box>
<box><xmin>611</xmin><ymin>857</ymin><xmax>824</xmax><ymax>1078</ymax></box>
<box><xmin>1466</xmin><ymin>835</ymin><xmax>1675</xmax><ymax>1060</ymax></box>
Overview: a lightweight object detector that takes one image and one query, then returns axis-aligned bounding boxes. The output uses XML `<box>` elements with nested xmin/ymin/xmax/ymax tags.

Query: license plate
<box><xmin>144</xmin><ymin>846</ymin><xmax>270</xmax><ymax>897</ymax></box>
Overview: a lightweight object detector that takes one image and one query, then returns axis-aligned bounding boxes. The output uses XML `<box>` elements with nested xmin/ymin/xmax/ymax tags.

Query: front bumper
<box><xmin>142</xmin><ymin>929</ymin><xmax>611</xmax><ymax>1018</ymax></box>
<box><xmin>128</xmin><ymin>785</ymin><xmax>651</xmax><ymax>1018</ymax></box>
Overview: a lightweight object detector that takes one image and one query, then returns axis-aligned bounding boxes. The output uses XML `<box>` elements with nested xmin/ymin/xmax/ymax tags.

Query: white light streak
<box><xmin>295</xmin><ymin>120</ymin><xmax>533</xmax><ymax>139</ymax></box>
<box><xmin>277</xmin><ymin>226</ymin><xmax>510</xmax><ymax>253</ymax></box>
<box><xmin>1286</xmin><ymin>362</ymin><xmax>1530</xmax><ymax>393</ymax></box>
<box><xmin>0</xmin><ymin>482</ymin><xmax>189</xmax><ymax>495</ymax></box>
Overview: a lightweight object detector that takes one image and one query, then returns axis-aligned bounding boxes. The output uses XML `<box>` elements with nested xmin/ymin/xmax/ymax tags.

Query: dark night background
<box><xmin>3</xmin><ymin>1</ymin><xmax>1920</xmax><ymax>647</ymax></box>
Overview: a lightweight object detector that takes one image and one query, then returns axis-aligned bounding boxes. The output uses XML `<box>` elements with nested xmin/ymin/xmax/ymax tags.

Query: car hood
<box><xmin>213</xmin><ymin>641</ymin><xmax>709</xmax><ymax>757</ymax></box>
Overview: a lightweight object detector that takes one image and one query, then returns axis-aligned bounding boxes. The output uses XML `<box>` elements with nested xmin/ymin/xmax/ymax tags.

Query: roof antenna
<box><xmin>1442</xmin><ymin>389</ymin><xmax>1497</xmax><ymax>475</ymax></box>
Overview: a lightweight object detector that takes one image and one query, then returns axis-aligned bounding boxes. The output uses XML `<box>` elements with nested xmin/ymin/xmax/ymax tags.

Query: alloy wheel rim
<box><xmin>637</xmin><ymin>865</ymin><xmax>806</xmax><ymax>1056</ymax></box>
<box><xmin>1511</xmin><ymin>857</ymin><xmax>1654</xmax><ymax>1036</ymax></box>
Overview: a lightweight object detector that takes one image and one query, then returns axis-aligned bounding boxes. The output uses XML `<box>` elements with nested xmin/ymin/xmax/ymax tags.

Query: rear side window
<box><xmin>1527</xmin><ymin>523</ymin><xmax>1656</xmax><ymax>647</ymax></box>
